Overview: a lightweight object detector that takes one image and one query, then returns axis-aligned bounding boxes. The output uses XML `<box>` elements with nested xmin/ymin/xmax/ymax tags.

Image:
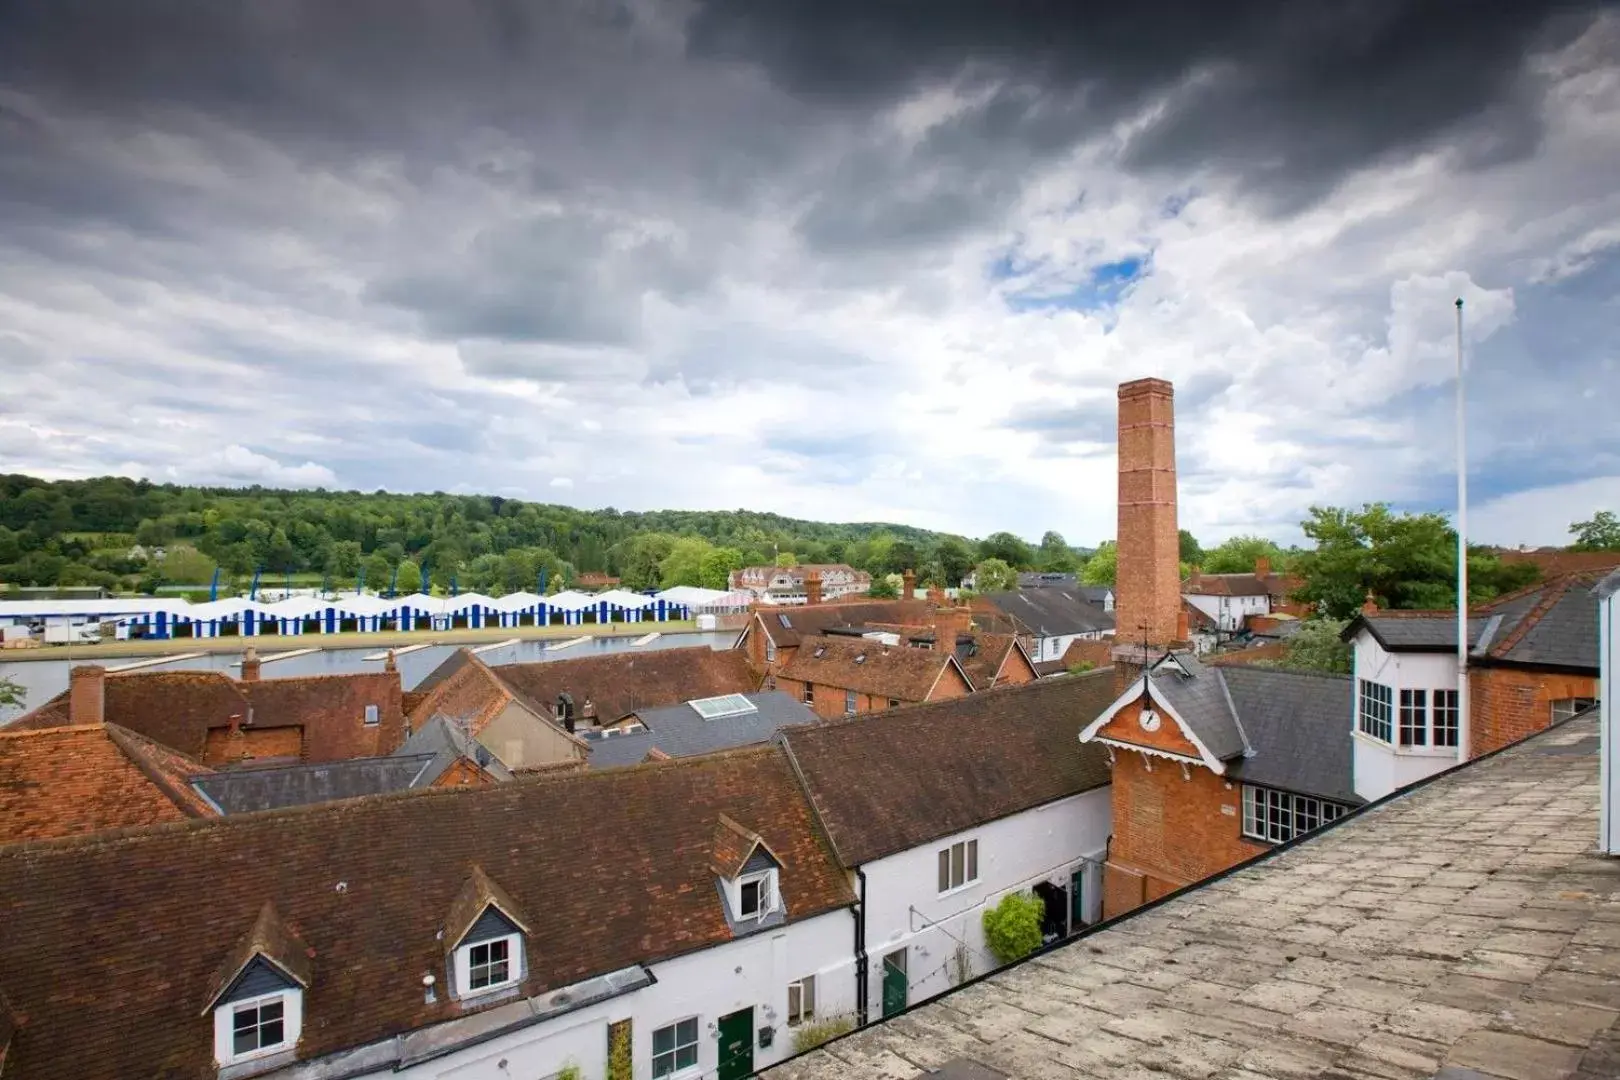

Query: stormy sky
<box><xmin>2</xmin><ymin>1</ymin><xmax>1617</xmax><ymax>547</ymax></box>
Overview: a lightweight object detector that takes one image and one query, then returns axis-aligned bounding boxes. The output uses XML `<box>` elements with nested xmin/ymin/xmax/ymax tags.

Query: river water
<box><xmin>0</xmin><ymin>631</ymin><xmax>739</xmax><ymax>724</ymax></box>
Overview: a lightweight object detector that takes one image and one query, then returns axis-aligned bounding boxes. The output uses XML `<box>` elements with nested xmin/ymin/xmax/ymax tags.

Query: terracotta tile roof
<box><xmin>777</xmin><ymin>635</ymin><xmax>965</xmax><ymax>700</ymax></box>
<box><xmin>834</xmin><ymin>625</ymin><xmax>1031</xmax><ymax>689</ymax></box>
<box><xmin>405</xmin><ymin>649</ymin><xmax>515</xmax><ymax>735</ymax></box>
<box><xmin>103</xmin><ymin>725</ymin><xmax>218</xmax><ymax>818</ymax></box>
<box><xmin>494</xmin><ymin>646</ymin><xmax>759</xmax><ymax>723</ymax></box>
<box><xmin>0</xmin><ymin>745</ymin><xmax>852</xmax><ymax>1080</ymax></box>
<box><xmin>13</xmin><ymin>669</ymin><xmax>408</xmax><ymax>763</ymax></box>
<box><xmin>750</xmin><ymin>600</ymin><xmax>937</xmax><ymax>648</ymax></box>
<box><xmin>781</xmin><ymin>670</ymin><xmax>1117</xmax><ymax>865</ymax></box>
<box><xmin>1032</xmin><ymin>638</ymin><xmax>1113</xmax><ymax>677</ymax></box>
<box><xmin>0</xmin><ymin>724</ymin><xmax>216</xmax><ymax>843</ymax></box>
<box><xmin>445</xmin><ymin>865</ymin><xmax>534</xmax><ymax>946</ymax></box>
<box><xmin>710</xmin><ymin>813</ymin><xmax>778</xmax><ymax>878</ymax></box>
<box><xmin>1495</xmin><ymin>547</ymin><xmax>1620</xmax><ymax>577</ymax></box>
<box><xmin>203</xmin><ymin>901</ymin><xmax>312</xmax><ymax>1012</ymax></box>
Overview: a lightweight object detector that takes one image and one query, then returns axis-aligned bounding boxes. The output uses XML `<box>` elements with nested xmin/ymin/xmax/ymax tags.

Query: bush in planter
<box><xmin>791</xmin><ymin>1014</ymin><xmax>857</xmax><ymax>1053</ymax></box>
<box><xmin>982</xmin><ymin>890</ymin><xmax>1045</xmax><ymax>966</ymax></box>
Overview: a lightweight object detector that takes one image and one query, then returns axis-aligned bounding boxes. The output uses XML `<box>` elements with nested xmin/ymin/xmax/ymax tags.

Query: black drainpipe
<box><xmin>854</xmin><ymin>867</ymin><xmax>869</xmax><ymax>1027</ymax></box>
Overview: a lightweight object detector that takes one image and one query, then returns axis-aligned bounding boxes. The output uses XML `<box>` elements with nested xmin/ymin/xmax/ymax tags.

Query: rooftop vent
<box><xmin>854</xmin><ymin>654</ymin><xmax>866</xmax><ymax>664</ymax></box>
<box><xmin>813</xmin><ymin>646</ymin><xmax>826</xmax><ymax>658</ymax></box>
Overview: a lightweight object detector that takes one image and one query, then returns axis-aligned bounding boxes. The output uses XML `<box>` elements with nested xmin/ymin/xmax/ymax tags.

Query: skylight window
<box><xmin>689</xmin><ymin>694</ymin><xmax>758</xmax><ymax>720</ymax></box>
<box><xmin>778</xmin><ymin>614</ymin><xmax>793</xmax><ymax>628</ymax></box>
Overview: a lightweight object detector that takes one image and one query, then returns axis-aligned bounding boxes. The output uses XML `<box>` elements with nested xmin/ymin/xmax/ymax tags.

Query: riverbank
<box><xmin>0</xmin><ymin>620</ymin><xmax>703</xmax><ymax>662</ymax></box>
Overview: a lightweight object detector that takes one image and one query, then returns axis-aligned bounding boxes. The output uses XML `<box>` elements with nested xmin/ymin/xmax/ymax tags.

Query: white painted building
<box><xmin>1182</xmin><ymin>590</ymin><xmax>1270</xmax><ymax>634</ymax></box>
<box><xmin>856</xmin><ymin>790</ymin><xmax>1109</xmax><ymax>1015</ymax></box>
<box><xmin>1347</xmin><ymin>621</ymin><xmax>1468</xmax><ymax>803</ymax></box>
<box><xmin>1600</xmin><ymin>571</ymin><xmax>1619</xmax><ymax>855</ymax></box>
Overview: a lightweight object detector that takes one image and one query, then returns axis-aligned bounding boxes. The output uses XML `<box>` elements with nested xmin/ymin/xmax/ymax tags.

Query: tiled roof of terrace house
<box><xmin>0</xmin><ymin>723</ymin><xmax>217</xmax><ymax>841</ymax></box>
<box><xmin>0</xmin><ymin>744</ymin><xmax>854</xmax><ymax>1080</ymax></box>
<box><xmin>776</xmin><ymin>635</ymin><xmax>971</xmax><ymax>702</ymax></box>
<box><xmin>769</xmin><ymin>711</ymin><xmax>1620</xmax><ymax>1080</ymax></box>
<box><xmin>491</xmin><ymin>645</ymin><xmax>758</xmax><ymax>725</ymax></box>
<box><xmin>739</xmin><ymin>599</ymin><xmax>938</xmax><ymax>650</ymax></box>
<box><xmin>780</xmin><ymin>671</ymin><xmax>1116</xmax><ymax>866</ymax></box>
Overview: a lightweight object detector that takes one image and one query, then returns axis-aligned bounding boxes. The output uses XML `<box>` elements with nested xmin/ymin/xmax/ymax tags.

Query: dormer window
<box><xmin>739</xmin><ymin>874</ymin><xmax>767</xmax><ymax>918</ymax></box>
<box><xmin>204</xmin><ymin>902</ymin><xmax>310</xmax><ymax>1071</ymax></box>
<box><xmin>711</xmin><ymin>814</ymin><xmax>785</xmax><ymax>932</ymax></box>
<box><xmin>444</xmin><ymin>866</ymin><xmax>533</xmax><ymax>1003</ymax></box>
<box><xmin>364</xmin><ymin>704</ymin><xmax>379</xmax><ymax>726</ymax></box>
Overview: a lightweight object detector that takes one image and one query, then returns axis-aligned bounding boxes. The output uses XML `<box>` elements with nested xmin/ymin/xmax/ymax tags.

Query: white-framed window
<box><xmin>1241</xmin><ymin>785</ymin><xmax>1349</xmax><ymax>844</ymax></box>
<box><xmin>1358</xmin><ymin>679</ymin><xmax>1393</xmax><ymax>742</ymax></box>
<box><xmin>1433</xmin><ymin>688</ymin><xmax>1460</xmax><ymax>747</ymax></box>
<box><xmin>734</xmin><ymin>869</ymin><xmax>777</xmax><ymax>920</ymax></box>
<box><xmin>844</xmin><ymin>689</ymin><xmax>857</xmax><ymax>715</ymax></box>
<box><xmin>802</xmin><ymin>683</ymin><xmax>814</xmax><ymax>705</ymax></box>
<box><xmin>766</xmin><ymin>641</ymin><xmax>777</xmax><ymax>663</ymax></box>
<box><xmin>1398</xmin><ymin>688</ymin><xmax>1427</xmax><ymax>747</ymax></box>
<box><xmin>363</xmin><ymin>703</ymin><xmax>380</xmax><ymax>726</ymax></box>
<box><xmin>787</xmin><ymin>974</ymin><xmax>816</xmax><ymax>1026</ymax></box>
<box><xmin>454</xmin><ymin>931</ymin><xmax>523</xmax><ymax>998</ymax></box>
<box><xmin>213</xmin><ymin>988</ymin><xmax>302</xmax><ymax>1066</ymax></box>
<box><xmin>936</xmin><ymin>838</ymin><xmax>979</xmax><ymax>894</ymax></box>
<box><xmin>652</xmin><ymin>1016</ymin><xmax>700</xmax><ymax>1078</ymax></box>
<box><xmin>1552</xmin><ymin>697</ymin><xmax>1598</xmax><ymax>724</ymax></box>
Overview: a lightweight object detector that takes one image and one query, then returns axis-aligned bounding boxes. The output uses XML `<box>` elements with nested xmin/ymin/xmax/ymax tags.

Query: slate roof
<box><xmin>12</xmin><ymin>668</ymin><xmax>408</xmax><ymax>763</ymax></box>
<box><xmin>781</xmin><ymin>670</ymin><xmax>1117</xmax><ymax>866</ymax></box>
<box><xmin>0</xmin><ymin>724</ymin><xmax>216</xmax><ymax>843</ymax></box>
<box><xmin>1345</xmin><ymin>570</ymin><xmax>1604</xmax><ymax>672</ymax></box>
<box><xmin>584</xmin><ymin>691</ymin><xmax>818</xmax><ymax>768</ymax></box>
<box><xmin>1600</xmin><ymin>567</ymin><xmax>1620</xmax><ymax>600</ymax></box>
<box><xmin>981</xmin><ymin>587</ymin><xmax>1115</xmax><ymax>637</ymax></box>
<box><xmin>496</xmin><ymin>646</ymin><xmax>759</xmax><ymax>723</ymax></box>
<box><xmin>1103</xmin><ymin>653</ymin><xmax>1358</xmax><ymax>803</ymax></box>
<box><xmin>771</xmin><ymin>714</ymin><xmax>1619</xmax><ymax>1080</ymax></box>
<box><xmin>190</xmin><ymin>754</ymin><xmax>441</xmax><ymax>814</ymax></box>
<box><xmin>1224</xmin><ymin>667</ymin><xmax>1360</xmax><ymax>805</ymax></box>
<box><xmin>395</xmin><ymin>715</ymin><xmax>513</xmax><ymax>783</ymax></box>
<box><xmin>0</xmin><ymin>744</ymin><xmax>853</xmax><ymax>1080</ymax></box>
<box><xmin>777</xmin><ymin>635</ymin><xmax>965</xmax><ymax>700</ymax></box>
<box><xmin>748</xmin><ymin>599</ymin><xmax>937</xmax><ymax>648</ymax></box>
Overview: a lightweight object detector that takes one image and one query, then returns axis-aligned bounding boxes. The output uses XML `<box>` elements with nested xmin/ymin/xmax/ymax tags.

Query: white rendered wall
<box><xmin>1351</xmin><ymin>633</ymin><xmax>1466</xmax><ymax>802</ymax></box>
<box><xmin>859</xmin><ymin>788</ymin><xmax>1110</xmax><ymax>1011</ymax></box>
<box><xmin>384</xmin><ymin>908</ymin><xmax>854</xmax><ymax>1080</ymax></box>
<box><xmin>1600</xmin><ymin>588</ymin><xmax>1616</xmax><ymax>855</ymax></box>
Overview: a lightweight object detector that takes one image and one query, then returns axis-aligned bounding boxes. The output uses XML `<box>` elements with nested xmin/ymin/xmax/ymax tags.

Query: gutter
<box><xmin>854</xmin><ymin>868</ymin><xmax>869</xmax><ymax>1027</ymax></box>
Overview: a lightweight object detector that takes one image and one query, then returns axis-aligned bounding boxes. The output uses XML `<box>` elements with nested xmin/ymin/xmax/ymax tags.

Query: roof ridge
<box><xmin>1219</xmin><ymin>664</ymin><xmax>1353</xmax><ymax>683</ymax></box>
<box><xmin>1487</xmin><ymin>574</ymin><xmax>1574</xmax><ymax>659</ymax></box>
<box><xmin>0</xmin><ymin>722</ymin><xmax>106</xmax><ymax>739</ymax></box>
<box><xmin>788</xmin><ymin>666</ymin><xmax>1116</xmax><ymax>736</ymax></box>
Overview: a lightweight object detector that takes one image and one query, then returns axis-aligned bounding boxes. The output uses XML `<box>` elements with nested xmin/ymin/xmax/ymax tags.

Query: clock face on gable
<box><xmin>1138</xmin><ymin>708</ymin><xmax>1161</xmax><ymax>733</ymax></box>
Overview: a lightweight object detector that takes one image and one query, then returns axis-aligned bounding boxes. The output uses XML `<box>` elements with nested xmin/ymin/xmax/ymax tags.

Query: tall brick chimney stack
<box><xmin>69</xmin><ymin>665</ymin><xmax>106</xmax><ymax>726</ymax></box>
<box><xmin>932</xmin><ymin>606</ymin><xmax>972</xmax><ymax>656</ymax></box>
<box><xmin>240</xmin><ymin>646</ymin><xmax>262</xmax><ymax>682</ymax></box>
<box><xmin>1255</xmin><ymin>556</ymin><xmax>1271</xmax><ymax>580</ymax></box>
<box><xmin>804</xmin><ymin>570</ymin><xmax>823</xmax><ymax>607</ymax></box>
<box><xmin>902</xmin><ymin>569</ymin><xmax>916</xmax><ymax>601</ymax></box>
<box><xmin>1111</xmin><ymin>378</ymin><xmax>1182</xmax><ymax>694</ymax></box>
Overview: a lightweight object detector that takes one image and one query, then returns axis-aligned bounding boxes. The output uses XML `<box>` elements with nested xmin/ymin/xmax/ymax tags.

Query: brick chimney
<box><xmin>1362</xmin><ymin>590</ymin><xmax>1379</xmax><ymax>615</ymax></box>
<box><xmin>1111</xmin><ymin>378</ymin><xmax>1182</xmax><ymax>694</ymax></box>
<box><xmin>69</xmin><ymin>665</ymin><xmax>106</xmax><ymax>726</ymax></box>
<box><xmin>902</xmin><ymin>569</ymin><xmax>916</xmax><ymax>601</ymax></box>
<box><xmin>384</xmin><ymin>649</ymin><xmax>398</xmax><ymax>674</ymax></box>
<box><xmin>240</xmin><ymin>646</ymin><xmax>262</xmax><ymax>682</ymax></box>
<box><xmin>933</xmin><ymin>606</ymin><xmax>972</xmax><ymax>657</ymax></box>
<box><xmin>224</xmin><ymin>714</ymin><xmax>248</xmax><ymax>763</ymax></box>
<box><xmin>805</xmin><ymin>570</ymin><xmax>823</xmax><ymax>607</ymax></box>
<box><xmin>1255</xmin><ymin>556</ymin><xmax>1271</xmax><ymax>580</ymax></box>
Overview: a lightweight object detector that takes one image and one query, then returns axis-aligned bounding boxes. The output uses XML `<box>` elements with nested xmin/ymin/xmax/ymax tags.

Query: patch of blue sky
<box><xmin>1002</xmin><ymin>253</ymin><xmax>1151</xmax><ymax>313</ymax></box>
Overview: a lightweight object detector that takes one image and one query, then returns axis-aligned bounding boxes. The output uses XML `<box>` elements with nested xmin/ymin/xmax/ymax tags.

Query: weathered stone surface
<box><xmin>1445</xmin><ymin>1029</ymin><xmax>1584</xmax><ymax>1080</ymax></box>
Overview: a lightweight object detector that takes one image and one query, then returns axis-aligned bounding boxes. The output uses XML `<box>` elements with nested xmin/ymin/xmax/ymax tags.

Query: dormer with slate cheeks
<box><xmin>443</xmin><ymin>865</ymin><xmax>533</xmax><ymax>1003</ymax></box>
<box><xmin>202</xmin><ymin>902</ymin><xmax>311</xmax><ymax>1075</ymax></box>
<box><xmin>711</xmin><ymin>813</ymin><xmax>784</xmax><ymax>933</ymax></box>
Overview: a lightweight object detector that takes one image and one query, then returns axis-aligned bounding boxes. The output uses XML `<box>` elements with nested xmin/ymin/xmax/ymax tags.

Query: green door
<box><xmin>1070</xmin><ymin>868</ymin><xmax>1085</xmax><ymax>932</ymax></box>
<box><xmin>717</xmin><ymin>1007</ymin><xmax>753</xmax><ymax>1080</ymax></box>
<box><xmin>881</xmin><ymin>949</ymin><xmax>908</xmax><ymax>1018</ymax></box>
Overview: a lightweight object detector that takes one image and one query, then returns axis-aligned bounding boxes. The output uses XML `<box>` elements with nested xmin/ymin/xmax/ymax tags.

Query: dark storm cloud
<box><xmin>690</xmin><ymin>0</ymin><xmax>1606</xmax><ymax>207</ymax></box>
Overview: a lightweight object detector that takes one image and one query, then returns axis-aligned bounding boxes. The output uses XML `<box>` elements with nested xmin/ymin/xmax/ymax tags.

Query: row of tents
<box><xmin>0</xmin><ymin>586</ymin><xmax>755</xmax><ymax>640</ymax></box>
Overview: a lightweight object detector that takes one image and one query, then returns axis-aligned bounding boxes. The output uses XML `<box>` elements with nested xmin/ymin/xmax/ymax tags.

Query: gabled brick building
<box><xmin>773</xmin><ymin>635</ymin><xmax>973</xmax><ymax>718</ymax></box>
<box><xmin>736</xmin><ymin>597</ymin><xmax>936</xmax><ymax>677</ymax></box>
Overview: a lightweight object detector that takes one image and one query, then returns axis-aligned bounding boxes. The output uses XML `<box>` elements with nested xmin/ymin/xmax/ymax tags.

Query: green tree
<box><xmin>868</xmin><ymin>575</ymin><xmax>899</xmax><ymax>599</ymax></box>
<box><xmin>982</xmin><ymin>891</ymin><xmax>1045</xmax><ymax>965</ymax></box>
<box><xmin>0</xmin><ymin>676</ymin><xmax>24</xmax><ymax>709</ymax></box>
<box><xmin>325</xmin><ymin>540</ymin><xmax>363</xmax><ymax>580</ymax></box>
<box><xmin>1202</xmin><ymin>535</ymin><xmax>1285</xmax><ymax>574</ymax></box>
<box><xmin>934</xmin><ymin>537</ymin><xmax>976</xmax><ymax>586</ymax></box>
<box><xmin>698</xmin><ymin>545</ymin><xmax>743</xmax><ymax>590</ymax></box>
<box><xmin>1179</xmin><ymin>529</ymin><xmax>1203</xmax><ymax>566</ymax></box>
<box><xmin>1279</xmin><ymin>618</ymin><xmax>1353</xmax><ymax>674</ymax></box>
<box><xmin>618</xmin><ymin>533</ymin><xmax>678</xmax><ymax>591</ymax></box>
<box><xmin>979</xmin><ymin>531</ymin><xmax>1035</xmax><ymax>569</ymax></box>
<box><xmin>1571</xmin><ymin>511</ymin><xmax>1620</xmax><ymax>551</ymax></box>
<box><xmin>1037</xmin><ymin>530</ymin><xmax>1077</xmax><ymax>573</ymax></box>
<box><xmin>159</xmin><ymin>544</ymin><xmax>216</xmax><ymax>584</ymax></box>
<box><xmin>659</xmin><ymin>537</ymin><xmax>716</xmax><ymax>588</ymax></box>
<box><xmin>774</xmin><ymin>550</ymin><xmax>798</xmax><ymax>568</ymax></box>
<box><xmin>1081</xmin><ymin>541</ymin><xmax>1116</xmax><ymax>587</ymax></box>
<box><xmin>396</xmin><ymin>558</ymin><xmax>423</xmax><ymax>594</ymax></box>
<box><xmin>974</xmin><ymin>558</ymin><xmax>1017</xmax><ymax>593</ymax></box>
<box><xmin>360</xmin><ymin>551</ymin><xmax>391</xmax><ymax>593</ymax></box>
<box><xmin>1293</xmin><ymin>504</ymin><xmax>1538</xmax><ymax>619</ymax></box>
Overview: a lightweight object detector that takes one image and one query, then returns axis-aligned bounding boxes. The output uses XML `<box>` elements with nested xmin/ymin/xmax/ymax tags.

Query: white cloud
<box><xmin>550</xmin><ymin>477</ymin><xmax>575</xmax><ymax>490</ymax></box>
<box><xmin>1471</xmin><ymin>476</ymin><xmax>1620</xmax><ymax>548</ymax></box>
<box><xmin>213</xmin><ymin>445</ymin><xmax>338</xmax><ymax>488</ymax></box>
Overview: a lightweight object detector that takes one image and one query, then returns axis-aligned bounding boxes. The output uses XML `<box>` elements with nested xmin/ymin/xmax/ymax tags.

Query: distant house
<box><xmin>1341</xmin><ymin>569</ymin><xmax>1603</xmax><ymax>802</ymax></box>
<box><xmin>736</xmin><ymin>597</ymin><xmax>936</xmax><ymax>676</ymax></box>
<box><xmin>975</xmin><ymin>586</ymin><xmax>1115</xmax><ymax>664</ymax></box>
<box><xmin>729</xmin><ymin>563</ymin><xmax>872</xmax><ymax>603</ymax></box>
<box><xmin>12</xmin><ymin>663</ymin><xmax>408</xmax><ymax>768</ymax></box>
<box><xmin>772</xmin><ymin>634</ymin><xmax>973</xmax><ymax>718</ymax></box>
<box><xmin>1182</xmin><ymin>557</ymin><xmax>1306</xmax><ymax>639</ymax></box>
<box><xmin>575</xmin><ymin>571</ymin><xmax>621</xmax><ymax>591</ymax></box>
<box><xmin>582</xmin><ymin>690</ymin><xmax>819</xmax><ymax>767</ymax></box>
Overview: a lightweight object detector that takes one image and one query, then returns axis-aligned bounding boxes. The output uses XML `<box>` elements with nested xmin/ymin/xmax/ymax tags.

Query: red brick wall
<box><xmin>1115</xmin><ymin>379</ymin><xmax>1181</xmax><ymax>650</ymax></box>
<box><xmin>1469</xmin><ymin>667</ymin><xmax>1599</xmax><ymax>757</ymax></box>
<box><xmin>1096</xmin><ymin>696</ymin><xmax>1204</xmax><ymax>759</ymax></box>
<box><xmin>925</xmin><ymin>664</ymin><xmax>972</xmax><ymax>703</ymax></box>
<box><xmin>203</xmin><ymin>725</ymin><xmax>304</xmax><ymax>766</ymax></box>
<box><xmin>1102</xmin><ymin>752</ymin><xmax>1264</xmax><ymax>918</ymax></box>
<box><xmin>773</xmin><ymin>678</ymin><xmax>919</xmax><ymax>719</ymax></box>
<box><xmin>432</xmin><ymin>758</ymin><xmax>494</xmax><ymax>787</ymax></box>
<box><xmin>996</xmin><ymin>650</ymin><xmax>1038</xmax><ymax>686</ymax></box>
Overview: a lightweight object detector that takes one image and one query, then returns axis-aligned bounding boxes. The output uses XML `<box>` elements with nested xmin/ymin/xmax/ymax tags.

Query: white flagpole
<box><xmin>1456</xmin><ymin>297</ymin><xmax>1470</xmax><ymax>757</ymax></box>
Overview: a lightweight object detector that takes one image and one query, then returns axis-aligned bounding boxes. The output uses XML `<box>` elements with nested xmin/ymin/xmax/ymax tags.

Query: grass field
<box><xmin>0</xmin><ymin>619</ymin><xmax>706</xmax><ymax>661</ymax></box>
